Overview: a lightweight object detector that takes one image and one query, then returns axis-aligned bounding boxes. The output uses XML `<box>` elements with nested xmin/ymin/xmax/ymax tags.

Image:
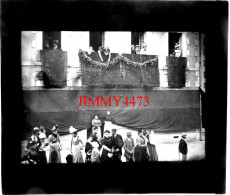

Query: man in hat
<box><xmin>92</xmin><ymin>116</ymin><xmax>102</xmax><ymax>140</ymax></box>
<box><xmin>27</xmin><ymin>127</ymin><xmax>41</xmax><ymax>151</ymax></box>
<box><xmin>124</xmin><ymin>132</ymin><xmax>135</xmax><ymax>162</ymax></box>
<box><xmin>178</xmin><ymin>133</ymin><xmax>188</xmax><ymax>161</ymax></box>
<box><xmin>111</xmin><ymin>129</ymin><xmax>124</xmax><ymax>162</ymax></box>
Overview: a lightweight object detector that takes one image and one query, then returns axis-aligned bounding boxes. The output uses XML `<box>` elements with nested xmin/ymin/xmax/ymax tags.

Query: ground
<box><xmin>21</xmin><ymin>134</ymin><xmax>205</xmax><ymax>163</ymax></box>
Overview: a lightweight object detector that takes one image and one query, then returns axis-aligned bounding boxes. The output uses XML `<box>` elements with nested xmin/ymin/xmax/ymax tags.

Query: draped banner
<box><xmin>102</xmin><ymin>53</ymin><xmax>122</xmax><ymax>87</ymax></box>
<box><xmin>40</xmin><ymin>50</ymin><xmax>67</xmax><ymax>87</ymax></box>
<box><xmin>80</xmin><ymin>52</ymin><xmax>159</xmax><ymax>87</ymax></box>
<box><xmin>167</xmin><ymin>57</ymin><xmax>186</xmax><ymax>88</ymax></box>
<box><xmin>140</xmin><ymin>54</ymin><xmax>159</xmax><ymax>87</ymax></box>
<box><xmin>22</xmin><ymin>89</ymin><xmax>200</xmax><ymax>139</ymax></box>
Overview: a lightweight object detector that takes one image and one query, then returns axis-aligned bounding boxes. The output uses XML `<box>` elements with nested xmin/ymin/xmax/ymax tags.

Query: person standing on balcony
<box><xmin>135</xmin><ymin>45</ymin><xmax>140</xmax><ymax>54</ymax></box>
<box><xmin>52</xmin><ymin>40</ymin><xmax>62</xmax><ymax>51</ymax></box>
<box><xmin>98</xmin><ymin>46</ymin><xmax>111</xmax><ymax>62</ymax></box>
<box><xmin>87</xmin><ymin>46</ymin><xmax>95</xmax><ymax>55</ymax></box>
<box><xmin>140</xmin><ymin>43</ymin><xmax>147</xmax><ymax>54</ymax></box>
<box><xmin>44</xmin><ymin>41</ymin><xmax>51</xmax><ymax>50</ymax></box>
<box><xmin>131</xmin><ymin>45</ymin><xmax>136</xmax><ymax>54</ymax></box>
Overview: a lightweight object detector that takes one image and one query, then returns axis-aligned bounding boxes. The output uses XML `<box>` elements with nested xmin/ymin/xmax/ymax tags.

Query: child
<box><xmin>91</xmin><ymin>141</ymin><xmax>100</xmax><ymax>163</ymax></box>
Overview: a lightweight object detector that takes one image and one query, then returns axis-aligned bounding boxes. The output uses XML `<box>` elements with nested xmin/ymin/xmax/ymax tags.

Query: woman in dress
<box><xmin>133</xmin><ymin>130</ymin><xmax>149</xmax><ymax>162</ymax></box>
<box><xmin>91</xmin><ymin>141</ymin><xmax>100</xmax><ymax>163</ymax></box>
<box><xmin>142</xmin><ymin>129</ymin><xmax>158</xmax><ymax>161</ymax></box>
<box><xmin>100</xmin><ymin>130</ymin><xmax>113</xmax><ymax>163</ymax></box>
<box><xmin>38</xmin><ymin>132</ymin><xmax>48</xmax><ymax>164</ymax></box>
<box><xmin>48</xmin><ymin>125</ymin><xmax>62</xmax><ymax>163</ymax></box>
<box><xmin>69</xmin><ymin>126</ymin><xmax>84</xmax><ymax>163</ymax></box>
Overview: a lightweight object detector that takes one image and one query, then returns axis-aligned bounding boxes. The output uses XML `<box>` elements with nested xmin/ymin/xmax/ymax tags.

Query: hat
<box><xmin>112</xmin><ymin>129</ymin><xmax>117</xmax><ymax>132</ymax></box>
<box><xmin>33</xmin><ymin>127</ymin><xmax>39</xmax><ymax>133</ymax></box>
<box><xmin>40</xmin><ymin>125</ymin><xmax>44</xmax><ymax>130</ymax></box>
<box><xmin>53</xmin><ymin>40</ymin><xmax>59</xmax><ymax>44</ymax></box>
<box><xmin>92</xmin><ymin>141</ymin><xmax>99</xmax><ymax>148</ymax></box>
<box><xmin>181</xmin><ymin>133</ymin><xmax>187</xmax><ymax>138</ymax></box>
<box><xmin>69</xmin><ymin>126</ymin><xmax>78</xmax><ymax>134</ymax></box>
<box><xmin>138</xmin><ymin>129</ymin><xmax>142</xmax><ymax>134</ymax></box>
<box><xmin>51</xmin><ymin>126</ymin><xmax>57</xmax><ymax>131</ymax></box>
<box><xmin>104</xmin><ymin>130</ymin><xmax>110</xmax><ymax>134</ymax></box>
<box><xmin>39</xmin><ymin>133</ymin><xmax>46</xmax><ymax>140</ymax></box>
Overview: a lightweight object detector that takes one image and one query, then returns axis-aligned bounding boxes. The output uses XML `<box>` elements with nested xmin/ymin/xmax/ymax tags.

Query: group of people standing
<box><xmin>131</xmin><ymin>43</ymin><xmax>148</xmax><ymax>54</ymax></box>
<box><xmin>67</xmin><ymin>127</ymin><xmax>158</xmax><ymax>164</ymax></box>
<box><xmin>21</xmin><ymin>125</ymin><xmax>62</xmax><ymax>164</ymax></box>
<box><xmin>87</xmin><ymin>46</ymin><xmax>111</xmax><ymax>62</ymax></box>
<box><xmin>22</xmin><ymin>122</ymin><xmax>188</xmax><ymax>164</ymax></box>
<box><xmin>21</xmin><ymin>125</ymin><xmax>159</xmax><ymax>164</ymax></box>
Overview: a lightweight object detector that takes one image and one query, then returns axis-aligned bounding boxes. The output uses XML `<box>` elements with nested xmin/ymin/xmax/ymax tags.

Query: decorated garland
<box><xmin>78</xmin><ymin>49</ymin><xmax>158</xmax><ymax>68</ymax></box>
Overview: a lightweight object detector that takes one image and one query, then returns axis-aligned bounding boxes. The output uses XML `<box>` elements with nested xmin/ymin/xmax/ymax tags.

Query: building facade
<box><xmin>21</xmin><ymin>31</ymin><xmax>206</xmax><ymax>91</ymax></box>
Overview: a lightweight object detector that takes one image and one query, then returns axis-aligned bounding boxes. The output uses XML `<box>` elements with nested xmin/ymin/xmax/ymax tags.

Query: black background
<box><xmin>1</xmin><ymin>0</ymin><xmax>228</xmax><ymax>194</ymax></box>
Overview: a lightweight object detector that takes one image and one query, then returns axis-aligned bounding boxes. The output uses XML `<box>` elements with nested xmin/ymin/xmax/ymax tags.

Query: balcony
<box><xmin>79</xmin><ymin>50</ymin><xmax>187</xmax><ymax>88</ymax></box>
<box><xmin>38</xmin><ymin>50</ymin><xmax>187</xmax><ymax>88</ymax></box>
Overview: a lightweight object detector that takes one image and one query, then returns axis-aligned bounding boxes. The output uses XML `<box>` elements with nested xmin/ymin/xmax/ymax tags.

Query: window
<box><xmin>43</xmin><ymin>31</ymin><xmax>61</xmax><ymax>50</ymax></box>
<box><xmin>168</xmin><ymin>32</ymin><xmax>182</xmax><ymax>56</ymax></box>
<box><xmin>89</xmin><ymin>32</ymin><xmax>104</xmax><ymax>52</ymax></box>
<box><xmin>131</xmin><ymin>32</ymin><xmax>145</xmax><ymax>53</ymax></box>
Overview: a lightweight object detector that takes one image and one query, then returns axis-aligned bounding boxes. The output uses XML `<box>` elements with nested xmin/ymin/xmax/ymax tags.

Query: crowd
<box><xmin>21</xmin><ymin>121</ymin><xmax>188</xmax><ymax>164</ymax></box>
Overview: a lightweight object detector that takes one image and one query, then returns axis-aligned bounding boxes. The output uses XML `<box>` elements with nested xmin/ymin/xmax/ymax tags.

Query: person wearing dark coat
<box><xmin>21</xmin><ymin>147</ymin><xmax>39</xmax><ymax>164</ymax></box>
<box><xmin>100</xmin><ymin>130</ymin><xmax>113</xmax><ymax>163</ymax></box>
<box><xmin>27</xmin><ymin>127</ymin><xmax>42</xmax><ymax>154</ymax></box>
<box><xmin>111</xmin><ymin>129</ymin><xmax>124</xmax><ymax>163</ymax></box>
<box><xmin>85</xmin><ymin>136</ymin><xmax>93</xmax><ymax>163</ymax></box>
<box><xmin>142</xmin><ymin>129</ymin><xmax>158</xmax><ymax>161</ymax></box>
<box><xmin>178</xmin><ymin>133</ymin><xmax>188</xmax><ymax>161</ymax></box>
<box><xmin>133</xmin><ymin>130</ymin><xmax>149</xmax><ymax>162</ymax></box>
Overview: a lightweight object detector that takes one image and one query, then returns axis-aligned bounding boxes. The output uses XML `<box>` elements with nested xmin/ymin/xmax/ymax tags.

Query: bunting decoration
<box><xmin>78</xmin><ymin>49</ymin><xmax>158</xmax><ymax>68</ymax></box>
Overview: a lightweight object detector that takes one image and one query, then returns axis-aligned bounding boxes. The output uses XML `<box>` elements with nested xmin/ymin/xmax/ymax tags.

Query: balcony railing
<box><xmin>79</xmin><ymin>50</ymin><xmax>159</xmax><ymax>88</ymax></box>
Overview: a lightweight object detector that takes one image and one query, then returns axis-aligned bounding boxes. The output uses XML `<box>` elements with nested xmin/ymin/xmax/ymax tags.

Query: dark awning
<box><xmin>22</xmin><ymin>88</ymin><xmax>200</xmax><ymax>137</ymax></box>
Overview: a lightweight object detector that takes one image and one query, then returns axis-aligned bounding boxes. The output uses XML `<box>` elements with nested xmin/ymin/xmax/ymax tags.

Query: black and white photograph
<box><xmin>21</xmin><ymin>31</ymin><xmax>206</xmax><ymax>164</ymax></box>
<box><xmin>1</xmin><ymin>1</ymin><xmax>228</xmax><ymax>194</ymax></box>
